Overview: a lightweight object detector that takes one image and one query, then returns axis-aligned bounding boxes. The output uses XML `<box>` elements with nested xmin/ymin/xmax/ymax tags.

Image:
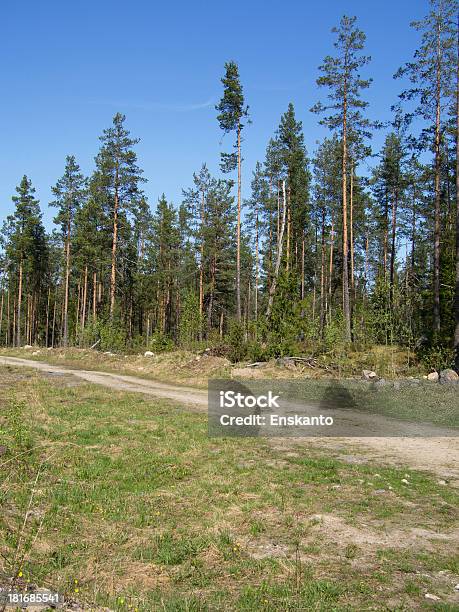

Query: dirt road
<box><xmin>1</xmin><ymin>355</ymin><xmax>458</xmax><ymax>480</ymax></box>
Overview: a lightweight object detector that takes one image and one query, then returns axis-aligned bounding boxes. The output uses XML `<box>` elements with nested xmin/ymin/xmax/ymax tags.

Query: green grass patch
<box><xmin>0</xmin><ymin>365</ymin><xmax>458</xmax><ymax>610</ymax></box>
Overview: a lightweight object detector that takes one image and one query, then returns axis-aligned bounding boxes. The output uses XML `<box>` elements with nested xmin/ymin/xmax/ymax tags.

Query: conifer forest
<box><xmin>2</xmin><ymin>2</ymin><xmax>459</xmax><ymax>372</ymax></box>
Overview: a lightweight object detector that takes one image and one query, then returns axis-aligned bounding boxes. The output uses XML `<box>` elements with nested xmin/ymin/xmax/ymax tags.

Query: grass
<box><xmin>0</xmin><ymin>365</ymin><xmax>458</xmax><ymax>611</ymax></box>
<box><xmin>0</xmin><ymin>342</ymin><xmax>430</xmax><ymax>389</ymax></box>
<box><xmin>229</xmin><ymin>379</ymin><xmax>459</xmax><ymax>428</ymax></box>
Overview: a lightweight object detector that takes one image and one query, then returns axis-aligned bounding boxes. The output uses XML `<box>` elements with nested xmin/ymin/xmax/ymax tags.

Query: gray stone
<box><xmin>424</xmin><ymin>593</ymin><xmax>440</xmax><ymax>601</ymax></box>
<box><xmin>276</xmin><ymin>357</ymin><xmax>296</xmax><ymax>369</ymax></box>
<box><xmin>427</xmin><ymin>371</ymin><xmax>439</xmax><ymax>382</ymax></box>
<box><xmin>362</xmin><ymin>369</ymin><xmax>377</xmax><ymax>380</ymax></box>
<box><xmin>439</xmin><ymin>369</ymin><xmax>459</xmax><ymax>384</ymax></box>
<box><xmin>144</xmin><ymin>350</ymin><xmax>154</xmax><ymax>357</ymax></box>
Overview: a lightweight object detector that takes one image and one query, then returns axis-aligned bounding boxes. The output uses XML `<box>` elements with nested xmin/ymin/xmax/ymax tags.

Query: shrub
<box><xmin>418</xmin><ymin>344</ymin><xmax>454</xmax><ymax>372</ymax></box>
<box><xmin>227</xmin><ymin>320</ymin><xmax>247</xmax><ymax>363</ymax></box>
<box><xmin>98</xmin><ymin>321</ymin><xmax>127</xmax><ymax>352</ymax></box>
<box><xmin>179</xmin><ymin>290</ymin><xmax>202</xmax><ymax>349</ymax></box>
<box><xmin>148</xmin><ymin>331</ymin><xmax>175</xmax><ymax>353</ymax></box>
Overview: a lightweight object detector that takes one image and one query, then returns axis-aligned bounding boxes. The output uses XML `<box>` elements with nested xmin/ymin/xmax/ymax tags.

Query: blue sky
<box><xmin>1</xmin><ymin>0</ymin><xmax>426</xmax><ymax>229</ymax></box>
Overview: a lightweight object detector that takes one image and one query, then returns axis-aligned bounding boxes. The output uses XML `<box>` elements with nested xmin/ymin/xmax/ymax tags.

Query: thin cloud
<box><xmin>85</xmin><ymin>97</ymin><xmax>215</xmax><ymax>113</ymax></box>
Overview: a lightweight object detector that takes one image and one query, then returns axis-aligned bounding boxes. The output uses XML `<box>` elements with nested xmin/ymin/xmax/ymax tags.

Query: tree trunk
<box><xmin>328</xmin><ymin>212</ymin><xmax>335</xmax><ymax>325</ymax></box>
<box><xmin>45</xmin><ymin>287</ymin><xmax>50</xmax><ymax>348</ymax></box>
<box><xmin>255</xmin><ymin>199</ymin><xmax>259</xmax><ymax>321</ymax></box>
<box><xmin>236</xmin><ymin>123</ymin><xmax>242</xmax><ymax>321</ymax></box>
<box><xmin>81</xmin><ymin>265</ymin><xmax>88</xmax><ymax>338</ymax></box>
<box><xmin>383</xmin><ymin>192</ymin><xmax>389</xmax><ymax>280</ymax></box>
<box><xmin>286</xmin><ymin>186</ymin><xmax>291</xmax><ymax>272</ymax></box>
<box><xmin>17</xmin><ymin>260</ymin><xmax>23</xmax><ymax>347</ymax></box>
<box><xmin>266</xmin><ymin>181</ymin><xmax>287</xmax><ymax>318</ymax></box>
<box><xmin>51</xmin><ymin>287</ymin><xmax>57</xmax><ymax>348</ymax></box>
<box><xmin>320</xmin><ymin>207</ymin><xmax>326</xmax><ymax>336</ymax></box>
<box><xmin>364</xmin><ymin>231</ymin><xmax>369</xmax><ymax>302</ymax></box>
<box><xmin>93</xmin><ymin>271</ymin><xmax>97</xmax><ymax>324</ymax></box>
<box><xmin>75</xmin><ymin>280</ymin><xmax>81</xmax><ymax>339</ymax></box>
<box><xmin>7</xmin><ymin>289</ymin><xmax>10</xmax><ymax>346</ymax></box>
<box><xmin>0</xmin><ymin>292</ymin><xmax>3</xmax><ymax>345</ymax></box>
<box><xmin>63</xmin><ymin>217</ymin><xmax>71</xmax><ymax>347</ymax></box>
<box><xmin>13</xmin><ymin>297</ymin><xmax>16</xmax><ymax>348</ymax></box>
<box><xmin>110</xmin><ymin>171</ymin><xmax>119</xmax><ymax>320</ymax></box>
<box><xmin>454</xmin><ymin>10</ymin><xmax>459</xmax><ymax>370</ymax></box>
<box><xmin>301</xmin><ymin>232</ymin><xmax>305</xmax><ymax>301</ymax></box>
<box><xmin>342</xmin><ymin>81</ymin><xmax>351</xmax><ymax>342</ymax></box>
<box><xmin>199</xmin><ymin>187</ymin><xmax>205</xmax><ymax>340</ymax></box>
<box><xmin>207</xmin><ymin>255</ymin><xmax>216</xmax><ymax>331</ymax></box>
<box><xmin>390</xmin><ymin>187</ymin><xmax>398</xmax><ymax>305</ymax></box>
<box><xmin>350</xmin><ymin>161</ymin><xmax>355</xmax><ymax>295</ymax></box>
<box><xmin>433</xmin><ymin>18</ymin><xmax>442</xmax><ymax>335</ymax></box>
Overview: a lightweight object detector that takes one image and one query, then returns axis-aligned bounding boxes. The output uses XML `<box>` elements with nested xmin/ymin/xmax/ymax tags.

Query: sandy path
<box><xmin>1</xmin><ymin>355</ymin><xmax>458</xmax><ymax>480</ymax></box>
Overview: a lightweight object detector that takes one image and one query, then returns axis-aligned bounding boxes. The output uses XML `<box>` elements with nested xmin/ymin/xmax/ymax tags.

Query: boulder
<box><xmin>23</xmin><ymin>344</ymin><xmax>33</xmax><ymax>349</ymax></box>
<box><xmin>276</xmin><ymin>357</ymin><xmax>296</xmax><ymax>369</ymax></box>
<box><xmin>439</xmin><ymin>369</ymin><xmax>459</xmax><ymax>384</ymax></box>
<box><xmin>144</xmin><ymin>351</ymin><xmax>155</xmax><ymax>357</ymax></box>
<box><xmin>427</xmin><ymin>371</ymin><xmax>439</xmax><ymax>382</ymax></box>
<box><xmin>362</xmin><ymin>369</ymin><xmax>377</xmax><ymax>380</ymax></box>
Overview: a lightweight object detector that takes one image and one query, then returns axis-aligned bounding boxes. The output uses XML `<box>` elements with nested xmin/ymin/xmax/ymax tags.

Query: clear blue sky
<box><xmin>1</xmin><ymin>0</ymin><xmax>426</xmax><ymax>229</ymax></box>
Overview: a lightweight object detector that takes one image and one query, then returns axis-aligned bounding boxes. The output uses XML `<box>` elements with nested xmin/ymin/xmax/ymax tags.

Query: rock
<box><xmin>424</xmin><ymin>593</ymin><xmax>440</xmax><ymax>601</ymax></box>
<box><xmin>32</xmin><ymin>350</ymin><xmax>40</xmax><ymax>356</ymax></box>
<box><xmin>374</xmin><ymin>378</ymin><xmax>386</xmax><ymax>387</ymax></box>
<box><xmin>401</xmin><ymin>478</ymin><xmax>410</xmax><ymax>485</ymax></box>
<box><xmin>144</xmin><ymin>351</ymin><xmax>154</xmax><ymax>357</ymax></box>
<box><xmin>454</xmin><ymin>583</ymin><xmax>459</xmax><ymax>591</ymax></box>
<box><xmin>439</xmin><ymin>369</ymin><xmax>459</xmax><ymax>384</ymax></box>
<box><xmin>437</xmin><ymin>480</ymin><xmax>447</xmax><ymax>486</ymax></box>
<box><xmin>23</xmin><ymin>344</ymin><xmax>33</xmax><ymax>349</ymax></box>
<box><xmin>393</xmin><ymin>381</ymin><xmax>401</xmax><ymax>390</ymax></box>
<box><xmin>362</xmin><ymin>370</ymin><xmax>377</xmax><ymax>380</ymax></box>
<box><xmin>427</xmin><ymin>371</ymin><xmax>439</xmax><ymax>382</ymax></box>
<box><xmin>276</xmin><ymin>357</ymin><xmax>296</xmax><ymax>369</ymax></box>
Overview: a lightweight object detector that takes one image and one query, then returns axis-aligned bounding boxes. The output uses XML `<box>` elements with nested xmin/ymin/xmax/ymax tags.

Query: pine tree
<box><xmin>276</xmin><ymin>104</ymin><xmax>310</xmax><ymax>279</ymax></box>
<box><xmin>312</xmin><ymin>136</ymin><xmax>342</xmax><ymax>332</ymax></box>
<box><xmin>182</xmin><ymin>164</ymin><xmax>212</xmax><ymax>336</ymax></box>
<box><xmin>150</xmin><ymin>195</ymin><xmax>180</xmax><ymax>336</ymax></box>
<box><xmin>2</xmin><ymin>176</ymin><xmax>48</xmax><ymax>346</ymax></box>
<box><xmin>396</xmin><ymin>0</ymin><xmax>456</xmax><ymax>337</ymax></box>
<box><xmin>455</xmin><ymin>9</ymin><xmax>459</xmax><ymax>369</ymax></box>
<box><xmin>246</xmin><ymin>162</ymin><xmax>269</xmax><ymax>320</ymax></box>
<box><xmin>216</xmin><ymin>61</ymin><xmax>249</xmax><ymax>321</ymax></box>
<box><xmin>50</xmin><ymin>155</ymin><xmax>87</xmax><ymax>346</ymax></box>
<box><xmin>92</xmin><ymin>113</ymin><xmax>146</xmax><ymax>321</ymax></box>
<box><xmin>311</xmin><ymin>15</ymin><xmax>375</xmax><ymax>342</ymax></box>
